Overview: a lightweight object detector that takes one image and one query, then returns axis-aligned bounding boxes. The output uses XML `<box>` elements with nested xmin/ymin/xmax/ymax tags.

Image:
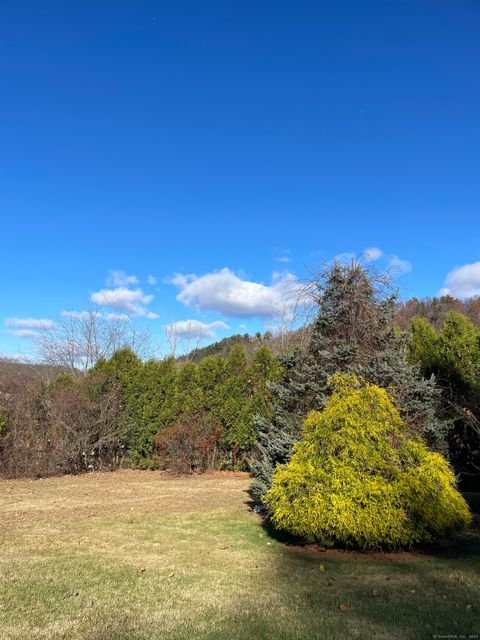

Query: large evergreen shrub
<box><xmin>264</xmin><ymin>375</ymin><xmax>471</xmax><ymax>550</ymax></box>
<box><xmin>251</xmin><ymin>262</ymin><xmax>445</xmax><ymax>501</ymax></box>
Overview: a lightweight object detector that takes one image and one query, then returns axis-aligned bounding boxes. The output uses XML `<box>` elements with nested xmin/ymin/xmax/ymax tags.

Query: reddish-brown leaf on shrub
<box><xmin>155</xmin><ymin>414</ymin><xmax>221</xmax><ymax>474</ymax></box>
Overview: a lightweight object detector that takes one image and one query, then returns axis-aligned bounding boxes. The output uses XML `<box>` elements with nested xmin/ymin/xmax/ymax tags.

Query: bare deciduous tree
<box><xmin>0</xmin><ymin>372</ymin><xmax>125</xmax><ymax>478</ymax></box>
<box><xmin>263</xmin><ymin>277</ymin><xmax>312</xmax><ymax>354</ymax></box>
<box><xmin>37</xmin><ymin>306</ymin><xmax>152</xmax><ymax>374</ymax></box>
<box><xmin>163</xmin><ymin>319</ymin><xmax>202</xmax><ymax>360</ymax></box>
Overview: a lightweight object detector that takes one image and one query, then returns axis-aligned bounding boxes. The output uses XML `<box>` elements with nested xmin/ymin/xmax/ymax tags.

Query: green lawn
<box><xmin>1</xmin><ymin>470</ymin><xmax>479</xmax><ymax>640</ymax></box>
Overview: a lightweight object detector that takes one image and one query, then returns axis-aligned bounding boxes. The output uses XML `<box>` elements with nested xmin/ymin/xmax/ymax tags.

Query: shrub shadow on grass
<box><xmin>262</xmin><ymin>523</ymin><xmax>480</xmax><ymax>640</ymax></box>
<box><xmin>244</xmin><ymin>483</ymin><xmax>480</xmax><ymax>637</ymax></box>
<box><xmin>244</xmin><ymin>489</ymin><xmax>307</xmax><ymax>546</ymax></box>
<box><xmin>243</xmin><ymin>479</ymin><xmax>480</xmax><ymax>640</ymax></box>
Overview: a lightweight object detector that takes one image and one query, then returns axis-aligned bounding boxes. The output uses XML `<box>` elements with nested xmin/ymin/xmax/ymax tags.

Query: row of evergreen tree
<box><xmin>0</xmin><ymin>342</ymin><xmax>281</xmax><ymax>476</ymax></box>
<box><xmin>92</xmin><ymin>342</ymin><xmax>281</xmax><ymax>471</ymax></box>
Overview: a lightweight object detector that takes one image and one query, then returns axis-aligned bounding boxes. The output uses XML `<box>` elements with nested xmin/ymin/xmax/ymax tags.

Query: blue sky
<box><xmin>1</xmin><ymin>0</ymin><xmax>480</xmax><ymax>358</ymax></box>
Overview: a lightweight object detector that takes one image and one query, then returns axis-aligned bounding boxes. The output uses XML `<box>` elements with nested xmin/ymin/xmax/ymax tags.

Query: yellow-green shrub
<box><xmin>264</xmin><ymin>374</ymin><xmax>471</xmax><ymax>550</ymax></box>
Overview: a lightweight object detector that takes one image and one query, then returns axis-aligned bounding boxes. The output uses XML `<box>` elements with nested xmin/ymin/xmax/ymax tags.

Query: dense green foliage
<box><xmin>93</xmin><ymin>343</ymin><xmax>281</xmax><ymax>470</ymax></box>
<box><xmin>265</xmin><ymin>374</ymin><xmax>471</xmax><ymax>549</ymax></box>
<box><xmin>409</xmin><ymin>311</ymin><xmax>480</xmax><ymax>486</ymax></box>
<box><xmin>94</xmin><ymin>350</ymin><xmax>177</xmax><ymax>468</ymax></box>
<box><xmin>410</xmin><ymin>311</ymin><xmax>480</xmax><ymax>390</ymax></box>
<box><xmin>251</xmin><ymin>262</ymin><xmax>445</xmax><ymax>501</ymax></box>
<box><xmin>409</xmin><ymin>316</ymin><xmax>439</xmax><ymax>378</ymax></box>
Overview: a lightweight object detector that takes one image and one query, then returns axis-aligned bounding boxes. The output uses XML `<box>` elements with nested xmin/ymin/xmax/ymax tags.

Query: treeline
<box><xmin>177</xmin><ymin>333</ymin><xmax>258</xmax><ymax>363</ymax></box>
<box><xmin>178</xmin><ymin>294</ymin><xmax>480</xmax><ymax>363</ymax></box>
<box><xmin>95</xmin><ymin>343</ymin><xmax>281</xmax><ymax>471</ymax></box>
<box><xmin>396</xmin><ymin>295</ymin><xmax>480</xmax><ymax>330</ymax></box>
<box><xmin>180</xmin><ymin>328</ymin><xmax>307</xmax><ymax>363</ymax></box>
<box><xmin>0</xmin><ymin>344</ymin><xmax>281</xmax><ymax>477</ymax></box>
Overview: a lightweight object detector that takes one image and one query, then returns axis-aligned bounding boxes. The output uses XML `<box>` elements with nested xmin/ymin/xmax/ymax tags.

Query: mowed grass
<box><xmin>1</xmin><ymin>471</ymin><xmax>479</xmax><ymax>640</ymax></box>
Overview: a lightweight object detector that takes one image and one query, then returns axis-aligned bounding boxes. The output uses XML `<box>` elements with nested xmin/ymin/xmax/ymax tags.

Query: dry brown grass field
<box><xmin>1</xmin><ymin>470</ymin><xmax>479</xmax><ymax>640</ymax></box>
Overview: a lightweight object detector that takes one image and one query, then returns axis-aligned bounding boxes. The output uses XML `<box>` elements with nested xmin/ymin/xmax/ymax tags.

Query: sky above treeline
<box><xmin>1</xmin><ymin>0</ymin><xmax>480</xmax><ymax>359</ymax></box>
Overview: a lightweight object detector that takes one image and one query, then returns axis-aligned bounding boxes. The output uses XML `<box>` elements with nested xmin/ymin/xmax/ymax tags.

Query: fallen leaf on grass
<box><xmin>319</xmin><ymin>564</ymin><xmax>326</xmax><ymax>572</ymax></box>
<box><xmin>339</xmin><ymin>603</ymin><xmax>349</xmax><ymax>612</ymax></box>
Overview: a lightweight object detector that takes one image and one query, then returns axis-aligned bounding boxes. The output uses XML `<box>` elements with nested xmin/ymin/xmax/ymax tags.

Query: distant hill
<box><xmin>180</xmin><ymin>326</ymin><xmax>311</xmax><ymax>363</ymax></box>
<box><xmin>178</xmin><ymin>333</ymin><xmax>263</xmax><ymax>363</ymax></box>
<box><xmin>0</xmin><ymin>359</ymin><xmax>65</xmax><ymax>385</ymax></box>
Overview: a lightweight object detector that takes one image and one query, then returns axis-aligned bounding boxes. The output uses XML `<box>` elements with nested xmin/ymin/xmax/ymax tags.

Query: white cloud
<box><xmin>169</xmin><ymin>268</ymin><xmax>300</xmax><ymax>318</ymax></box>
<box><xmin>440</xmin><ymin>261</ymin><xmax>480</xmax><ymax>299</ymax></box>
<box><xmin>333</xmin><ymin>252</ymin><xmax>355</xmax><ymax>264</ymax></box>
<box><xmin>5</xmin><ymin>329</ymin><xmax>40</xmax><ymax>338</ymax></box>
<box><xmin>165</xmin><ymin>319</ymin><xmax>229</xmax><ymax>339</ymax></box>
<box><xmin>61</xmin><ymin>310</ymin><xmax>130</xmax><ymax>322</ymax></box>
<box><xmin>388</xmin><ymin>255</ymin><xmax>412</xmax><ymax>274</ymax></box>
<box><xmin>90</xmin><ymin>287</ymin><xmax>158</xmax><ymax>318</ymax></box>
<box><xmin>106</xmin><ymin>270</ymin><xmax>139</xmax><ymax>287</ymax></box>
<box><xmin>0</xmin><ymin>351</ymin><xmax>34</xmax><ymax>363</ymax></box>
<box><xmin>334</xmin><ymin>248</ymin><xmax>383</xmax><ymax>264</ymax></box>
<box><xmin>276</xmin><ymin>248</ymin><xmax>292</xmax><ymax>263</ymax></box>
<box><xmin>363</xmin><ymin>247</ymin><xmax>383</xmax><ymax>262</ymax></box>
<box><xmin>62</xmin><ymin>310</ymin><xmax>96</xmax><ymax>320</ymax></box>
<box><xmin>105</xmin><ymin>313</ymin><xmax>131</xmax><ymax>322</ymax></box>
<box><xmin>148</xmin><ymin>274</ymin><xmax>158</xmax><ymax>286</ymax></box>
<box><xmin>5</xmin><ymin>317</ymin><xmax>54</xmax><ymax>330</ymax></box>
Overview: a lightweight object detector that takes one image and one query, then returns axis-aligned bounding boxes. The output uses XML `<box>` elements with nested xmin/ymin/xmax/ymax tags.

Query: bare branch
<box><xmin>37</xmin><ymin>305</ymin><xmax>152</xmax><ymax>373</ymax></box>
